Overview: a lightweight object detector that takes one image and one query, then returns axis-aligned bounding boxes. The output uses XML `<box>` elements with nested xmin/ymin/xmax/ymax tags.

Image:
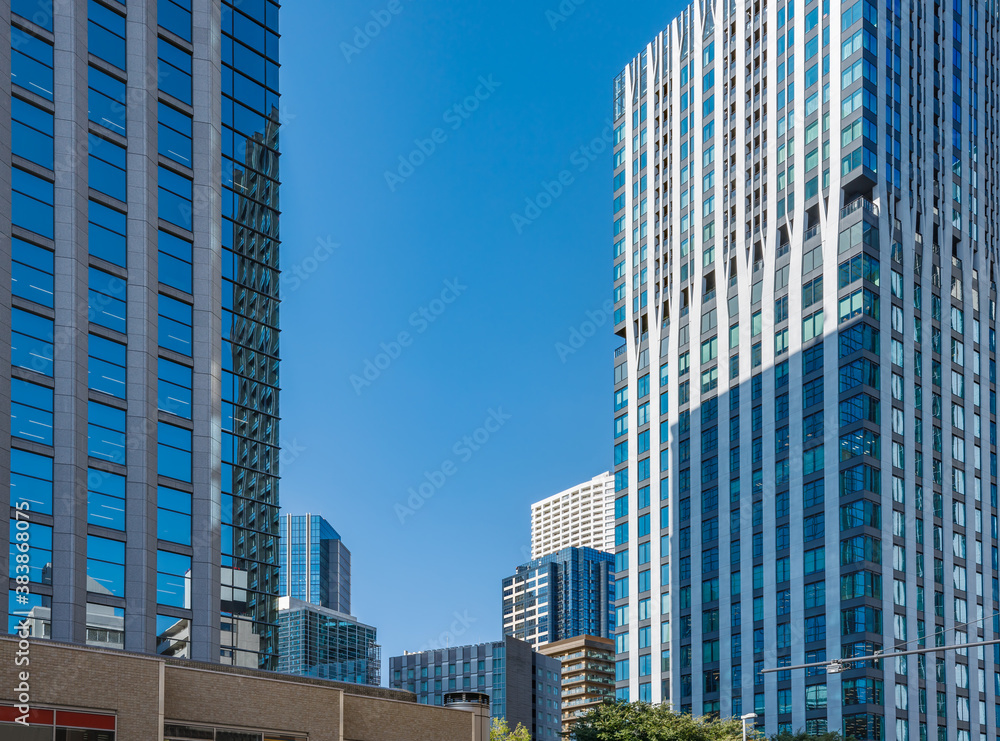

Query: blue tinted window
<box><xmin>11</xmin><ymin>28</ymin><xmax>54</xmax><ymax>100</ymax></box>
<box><xmin>158</xmin><ymin>294</ymin><xmax>193</xmax><ymax>355</ymax></box>
<box><xmin>10</xmin><ymin>448</ymin><xmax>53</xmax><ymax>515</ymax></box>
<box><xmin>12</xmin><ymin>168</ymin><xmax>54</xmax><ymax>238</ymax></box>
<box><xmin>9</xmin><ymin>520</ymin><xmax>53</xmax><ymax>585</ymax></box>
<box><xmin>12</xmin><ymin>0</ymin><xmax>54</xmax><ymax>30</ymax></box>
<box><xmin>12</xmin><ymin>97</ymin><xmax>54</xmax><ymax>170</ymax></box>
<box><xmin>88</xmin><ymin>400</ymin><xmax>126</xmax><ymax>464</ymax></box>
<box><xmin>89</xmin><ymin>199</ymin><xmax>127</xmax><ymax>266</ymax></box>
<box><xmin>158</xmin><ymin>486</ymin><xmax>192</xmax><ymax>545</ymax></box>
<box><xmin>160</xmin><ymin>0</ymin><xmax>193</xmax><ymax>41</ymax></box>
<box><xmin>11</xmin><ymin>378</ymin><xmax>53</xmax><ymax>445</ymax></box>
<box><xmin>88</xmin><ymin>65</ymin><xmax>126</xmax><ymax>134</ymax></box>
<box><xmin>12</xmin><ymin>307</ymin><xmax>53</xmax><ymax>376</ymax></box>
<box><xmin>158</xmin><ymin>102</ymin><xmax>193</xmax><ymax>167</ymax></box>
<box><xmin>158</xmin><ymin>38</ymin><xmax>192</xmax><ymax>104</ymax></box>
<box><xmin>88</xmin><ymin>0</ymin><xmax>126</xmax><ymax>69</ymax></box>
<box><xmin>159</xmin><ymin>229</ymin><xmax>193</xmax><ymax>293</ymax></box>
<box><xmin>88</xmin><ymin>267</ymin><xmax>127</xmax><ymax>333</ymax></box>
<box><xmin>88</xmin><ymin>334</ymin><xmax>127</xmax><ymax>398</ymax></box>
<box><xmin>12</xmin><ymin>238</ymin><xmax>54</xmax><ymax>307</ymax></box>
<box><xmin>87</xmin><ymin>535</ymin><xmax>125</xmax><ymax>596</ymax></box>
<box><xmin>158</xmin><ymin>422</ymin><xmax>192</xmax><ymax>482</ymax></box>
<box><xmin>158</xmin><ymin>166</ymin><xmax>193</xmax><ymax>229</ymax></box>
<box><xmin>89</xmin><ymin>133</ymin><xmax>127</xmax><ymax>201</ymax></box>
<box><xmin>158</xmin><ymin>357</ymin><xmax>192</xmax><ymax>419</ymax></box>
<box><xmin>87</xmin><ymin>468</ymin><xmax>126</xmax><ymax>530</ymax></box>
<box><xmin>157</xmin><ymin>550</ymin><xmax>191</xmax><ymax>607</ymax></box>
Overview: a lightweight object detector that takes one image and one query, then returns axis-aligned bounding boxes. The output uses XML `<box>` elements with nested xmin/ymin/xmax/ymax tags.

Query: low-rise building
<box><xmin>538</xmin><ymin>635</ymin><xmax>615</xmax><ymax>735</ymax></box>
<box><xmin>389</xmin><ymin>636</ymin><xmax>562</xmax><ymax>741</ymax></box>
<box><xmin>0</xmin><ymin>637</ymin><xmax>480</xmax><ymax>741</ymax></box>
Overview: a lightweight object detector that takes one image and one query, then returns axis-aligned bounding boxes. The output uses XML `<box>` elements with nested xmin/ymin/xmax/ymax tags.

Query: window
<box><xmin>157</xmin><ymin>549</ymin><xmax>191</xmax><ymax>607</ymax></box>
<box><xmin>158</xmin><ymin>486</ymin><xmax>192</xmax><ymax>545</ymax></box>
<box><xmin>87</xmin><ymin>468</ymin><xmax>125</xmax><ymax>531</ymax></box>
<box><xmin>12</xmin><ymin>308</ymin><xmax>53</xmax><ymax>377</ymax></box>
<box><xmin>87</xmin><ymin>535</ymin><xmax>125</xmax><ymax>597</ymax></box>
<box><xmin>12</xmin><ymin>379</ymin><xmax>53</xmax><ymax>446</ymax></box>
<box><xmin>158</xmin><ymin>422</ymin><xmax>192</xmax><ymax>482</ymax></box>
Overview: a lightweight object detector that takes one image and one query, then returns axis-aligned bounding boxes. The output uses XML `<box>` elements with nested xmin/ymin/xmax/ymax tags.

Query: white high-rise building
<box><xmin>531</xmin><ymin>473</ymin><xmax>616</xmax><ymax>558</ymax></box>
<box><xmin>611</xmin><ymin>0</ymin><xmax>1000</xmax><ymax>739</ymax></box>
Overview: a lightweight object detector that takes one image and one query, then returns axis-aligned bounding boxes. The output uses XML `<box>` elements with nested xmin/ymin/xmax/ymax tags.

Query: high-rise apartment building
<box><xmin>3</xmin><ymin>0</ymin><xmax>281</xmax><ymax>669</ymax></box>
<box><xmin>502</xmin><ymin>546</ymin><xmax>614</xmax><ymax>648</ymax></box>
<box><xmin>530</xmin><ymin>472</ymin><xmax>616</xmax><ymax>558</ymax></box>
<box><xmin>279</xmin><ymin>513</ymin><xmax>351</xmax><ymax>614</ymax></box>
<box><xmin>389</xmin><ymin>636</ymin><xmax>563</xmax><ymax>741</ymax></box>
<box><xmin>612</xmin><ymin>1</ymin><xmax>999</xmax><ymax>738</ymax></box>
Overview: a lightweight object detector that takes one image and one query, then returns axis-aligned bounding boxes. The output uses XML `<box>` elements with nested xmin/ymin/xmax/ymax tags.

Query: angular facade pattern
<box><xmin>276</xmin><ymin>596</ymin><xmax>380</xmax><ymax>686</ymax></box>
<box><xmin>502</xmin><ymin>546</ymin><xmax>614</xmax><ymax>648</ymax></box>
<box><xmin>279</xmin><ymin>512</ymin><xmax>352</xmax><ymax>614</ymax></box>
<box><xmin>3</xmin><ymin>0</ymin><xmax>281</xmax><ymax>669</ymax></box>
<box><xmin>612</xmin><ymin>0</ymin><xmax>1000</xmax><ymax>738</ymax></box>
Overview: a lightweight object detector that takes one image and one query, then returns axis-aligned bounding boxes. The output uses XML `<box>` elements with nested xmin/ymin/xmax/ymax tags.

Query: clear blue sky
<box><xmin>278</xmin><ymin>0</ymin><xmax>681</xmax><ymax>678</ymax></box>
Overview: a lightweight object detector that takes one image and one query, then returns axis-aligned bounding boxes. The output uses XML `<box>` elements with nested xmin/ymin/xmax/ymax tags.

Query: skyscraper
<box><xmin>530</xmin><ymin>472</ymin><xmax>616</xmax><ymax>558</ymax></box>
<box><xmin>502</xmin><ymin>546</ymin><xmax>614</xmax><ymax>648</ymax></box>
<box><xmin>3</xmin><ymin>0</ymin><xmax>281</xmax><ymax>669</ymax></box>
<box><xmin>612</xmin><ymin>1</ymin><xmax>998</xmax><ymax>738</ymax></box>
<box><xmin>279</xmin><ymin>512</ymin><xmax>351</xmax><ymax>614</ymax></box>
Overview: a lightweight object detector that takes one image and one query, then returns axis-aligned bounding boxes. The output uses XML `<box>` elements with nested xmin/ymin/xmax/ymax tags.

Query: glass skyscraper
<box><xmin>612</xmin><ymin>0</ymin><xmax>998</xmax><ymax>738</ymax></box>
<box><xmin>279</xmin><ymin>512</ymin><xmax>351</xmax><ymax>614</ymax></box>
<box><xmin>277</xmin><ymin>596</ymin><xmax>380</xmax><ymax>685</ymax></box>
<box><xmin>502</xmin><ymin>546</ymin><xmax>614</xmax><ymax>648</ymax></box>
<box><xmin>3</xmin><ymin>0</ymin><xmax>281</xmax><ymax>669</ymax></box>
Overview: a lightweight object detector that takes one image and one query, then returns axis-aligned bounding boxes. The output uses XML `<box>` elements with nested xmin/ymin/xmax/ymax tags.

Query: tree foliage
<box><xmin>491</xmin><ymin>718</ymin><xmax>531</xmax><ymax>741</ymax></box>
<box><xmin>571</xmin><ymin>701</ymin><xmax>749</xmax><ymax>741</ymax></box>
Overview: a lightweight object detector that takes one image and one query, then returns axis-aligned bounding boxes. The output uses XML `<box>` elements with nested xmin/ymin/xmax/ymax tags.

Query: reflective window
<box><xmin>157</xmin><ymin>613</ymin><xmax>191</xmax><ymax>656</ymax></box>
<box><xmin>12</xmin><ymin>0</ymin><xmax>54</xmax><ymax>30</ymax></box>
<box><xmin>158</xmin><ymin>37</ymin><xmax>193</xmax><ymax>104</ymax></box>
<box><xmin>87</xmin><ymin>468</ymin><xmax>126</xmax><ymax>531</ymax></box>
<box><xmin>7</xmin><ymin>591</ymin><xmax>51</xmax><ymax>636</ymax></box>
<box><xmin>159</xmin><ymin>229</ymin><xmax>193</xmax><ymax>293</ymax></box>
<box><xmin>158</xmin><ymin>165</ymin><xmax>193</xmax><ymax>230</ymax></box>
<box><xmin>11</xmin><ymin>378</ymin><xmax>53</xmax><ymax>445</ymax></box>
<box><xmin>89</xmin><ymin>199</ymin><xmax>127</xmax><ymax>267</ymax></box>
<box><xmin>158</xmin><ymin>486</ymin><xmax>192</xmax><ymax>545</ymax></box>
<box><xmin>158</xmin><ymin>357</ymin><xmax>192</xmax><ymax>419</ymax></box>
<box><xmin>9</xmin><ymin>519</ymin><xmax>53</xmax><ymax>586</ymax></box>
<box><xmin>88</xmin><ymin>0</ymin><xmax>126</xmax><ymax>69</ymax></box>
<box><xmin>160</xmin><ymin>0</ymin><xmax>193</xmax><ymax>41</ymax></box>
<box><xmin>88</xmin><ymin>267</ymin><xmax>127</xmax><ymax>333</ymax></box>
<box><xmin>159</xmin><ymin>294</ymin><xmax>193</xmax><ymax>355</ymax></box>
<box><xmin>12</xmin><ymin>96</ymin><xmax>54</xmax><ymax>170</ymax></box>
<box><xmin>89</xmin><ymin>133</ymin><xmax>127</xmax><ymax>201</ymax></box>
<box><xmin>88</xmin><ymin>333</ymin><xmax>127</xmax><ymax>398</ymax></box>
<box><xmin>88</xmin><ymin>400</ymin><xmax>126</xmax><ymax>464</ymax></box>
<box><xmin>157</xmin><ymin>550</ymin><xmax>191</xmax><ymax>607</ymax></box>
<box><xmin>12</xmin><ymin>237</ymin><xmax>54</xmax><ymax>307</ymax></box>
<box><xmin>12</xmin><ymin>307</ymin><xmax>53</xmax><ymax>376</ymax></box>
<box><xmin>11</xmin><ymin>28</ymin><xmax>54</xmax><ymax>100</ymax></box>
<box><xmin>158</xmin><ymin>422</ymin><xmax>192</xmax><ymax>482</ymax></box>
<box><xmin>159</xmin><ymin>102</ymin><xmax>193</xmax><ymax>167</ymax></box>
<box><xmin>10</xmin><ymin>448</ymin><xmax>53</xmax><ymax>515</ymax></box>
<box><xmin>12</xmin><ymin>167</ymin><xmax>54</xmax><ymax>239</ymax></box>
<box><xmin>87</xmin><ymin>534</ymin><xmax>125</xmax><ymax>597</ymax></box>
<box><xmin>86</xmin><ymin>601</ymin><xmax>125</xmax><ymax>648</ymax></box>
<box><xmin>88</xmin><ymin>65</ymin><xmax>126</xmax><ymax>134</ymax></box>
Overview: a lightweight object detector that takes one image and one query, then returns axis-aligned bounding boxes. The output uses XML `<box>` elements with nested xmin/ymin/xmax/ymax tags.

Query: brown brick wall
<box><xmin>0</xmin><ymin>638</ymin><xmax>474</xmax><ymax>741</ymax></box>
<box><xmin>341</xmin><ymin>694</ymin><xmax>473</xmax><ymax>741</ymax></box>
<box><xmin>0</xmin><ymin>637</ymin><xmax>162</xmax><ymax>741</ymax></box>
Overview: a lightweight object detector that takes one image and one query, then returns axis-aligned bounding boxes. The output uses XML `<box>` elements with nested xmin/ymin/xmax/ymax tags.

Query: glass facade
<box><xmin>502</xmin><ymin>546</ymin><xmax>615</xmax><ymax>648</ymax></box>
<box><xmin>613</xmin><ymin>1</ymin><xmax>999</xmax><ymax>739</ymax></box>
<box><xmin>277</xmin><ymin>597</ymin><xmax>380</xmax><ymax>686</ymax></box>
<box><xmin>279</xmin><ymin>513</ymin><xmax>351</xmax><ymax>614</ymax></box>
<box><xmin>3</xmin><ymin>0</ymin><xmax>281</xmax><ymax>669</ymax></box>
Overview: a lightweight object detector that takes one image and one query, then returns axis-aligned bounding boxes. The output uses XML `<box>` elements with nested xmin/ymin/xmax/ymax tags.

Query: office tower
<box><xmin>3</xmin><ymin>0</ymin><xmax>281</xmax><ymax>669</ymax></box>
<box><xmin>501</xmin><ymin>546</ymin><xmax>614</xmax><ymax>648</ymax></box>
<box><xmin>530</xmin><ymin>472</ymin><xmax>616</xmax><ymax>558</ymax></box>
<box><xmin>276</xmin><ymin>596</ymin><xmax>380</xmax><ymax>685</ymax></box>
<box><xmin>538</xmin><ymin>635</ymin><xmax>615</xmax><ymax>737</ymax></box>
<box><xmin>389</xmin><ymin>636</ymin><xmax>563</xmax><ymax>741</ymax></box>
<box><xmin>279</xmin><ymin>513</ymin><xmax>352</xmax><ymax>613</ymax></box>
<box><xmin>612</xmin><ymin>0</ymin><xmax>998</xmax><ymax>738</ymax></box>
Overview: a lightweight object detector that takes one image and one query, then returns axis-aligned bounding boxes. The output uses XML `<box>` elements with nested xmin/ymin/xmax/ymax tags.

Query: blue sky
<box><xmin>278</xmin><ymin>0</ymin><xmax>680</xmax><ymax>676</ymax></box>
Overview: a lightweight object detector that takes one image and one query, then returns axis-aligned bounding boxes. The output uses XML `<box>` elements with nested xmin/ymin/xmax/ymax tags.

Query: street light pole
<box><xmin>741</xmin><ymin>712</ymin><xmax>757</xmax><ymax>741</ymax></box>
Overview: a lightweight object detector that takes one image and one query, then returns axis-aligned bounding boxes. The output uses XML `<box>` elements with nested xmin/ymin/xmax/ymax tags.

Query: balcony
<box><xmin>614</xmin><ymin>344</ymin><xmax>626</xmax><ymax>358</ymax></box>
<box><xmin>803</xmin><ymin>224</ymin><xmax>820</xmax><ymax>242</ymax></box>
<box><xmin>840</xmin><ymin>196</ymin><xmax>879</xmax><ymax>220</ymax></box>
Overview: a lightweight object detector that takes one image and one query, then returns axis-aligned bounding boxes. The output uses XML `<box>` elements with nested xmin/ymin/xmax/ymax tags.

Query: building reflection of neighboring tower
<box><xmin>221</xmin><ymin>107</ymin><xmax>282</xmax><ymax>669</ymax></box>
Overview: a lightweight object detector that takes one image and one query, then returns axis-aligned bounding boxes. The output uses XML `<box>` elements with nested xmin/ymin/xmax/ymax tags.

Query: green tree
<box><xmin>571</xmin><ymin>700</ymin><xmax>751</xmax><ymax>741</ymax></box>
<box><xmin>491</xmin><ymin>717</ymin><xmax>531</xmax><ymax>741</ymax></box>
